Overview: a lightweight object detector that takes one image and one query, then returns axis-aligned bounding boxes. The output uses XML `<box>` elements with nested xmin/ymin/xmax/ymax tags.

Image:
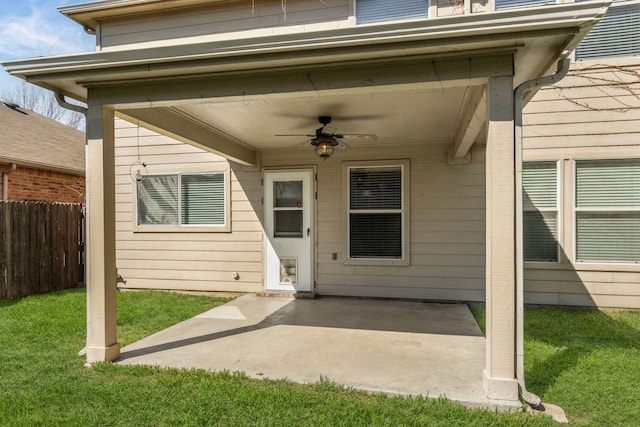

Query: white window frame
<box><xmin>342</xmin><ymin>159</ymin><xmax>410</xmax><ymax>266</ymax></box>
<box><xmin>133</xmin><ymin>167</ymin><xmax>231</xmax><ymax>233</ymax></box>
<box><xmin>523</xmin><ymin>161</ymin><xmax>561</xmax><ymax>263</ymax></box>
<box><xmin>573</xmin><ymin>158</ymin><xmax>640</xmax><ymax>264</ymax></box>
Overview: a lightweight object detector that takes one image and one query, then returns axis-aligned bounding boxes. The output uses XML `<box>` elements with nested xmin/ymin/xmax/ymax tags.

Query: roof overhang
<box><xmin>4</xmin><ymin>2</ymin><xmax>609</xmax><ymax>102</ymax></box>
<box><xmin>2</xmin><ymin>2</ymin><xmax>609</xmax><ymax>165</ymax></box>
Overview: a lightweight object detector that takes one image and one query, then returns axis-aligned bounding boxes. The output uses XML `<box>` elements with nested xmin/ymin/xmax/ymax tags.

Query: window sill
<box><xmin>525</xmin><ymin>261</ymin><xmax>640</xmax><ymax>273</ymax></box>
<box><xmin>344</xmin><ymin>258</ymin><xmax>410</xmax><ymax>267</ymax></box>
<box><xmin>133</xmin><ymin>225</ymin><xmax>230</xmax><ymax>233</ymax></box>
<box><xmin>572</xmin><ymin>262</ymin><xmax>640</xmax><ymax>272</ymax></box>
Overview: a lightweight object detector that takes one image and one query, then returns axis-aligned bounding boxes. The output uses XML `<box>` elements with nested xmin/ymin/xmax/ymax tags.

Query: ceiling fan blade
<box><xmin>275</xmin><ymin>134</ymin><xmax>315</xmax><ymax>137</ymax></box>
<box><xmin>337</xmin><ymin>140</ymin><xmax>351</xmax><ymax>150</ymax></box>
<box><xmin>340</xmin><ymin>133</ymin><xmax>378</xmax><ymax>140</ymax></box>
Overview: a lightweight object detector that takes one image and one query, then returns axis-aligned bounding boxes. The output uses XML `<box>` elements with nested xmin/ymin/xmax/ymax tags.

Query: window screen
<box><xmin>349</xmin><ymin>166</ymin><xmax>403</xmax><ymax>259</ymax></box>
<box><xmin>575</xmin><ymin>159</ymin><xmax>640</xmax><ymax>263</ymax></box>
<box><xmin>576</xmin><ymin>1</ymin><xmax>640</xmax><ymax>60</ymax></box>
<box><xmin>523</xmin><ymin>162</ymin><xmax>558</xmax><ymax>262</ymax></box>
<box><xmin>495</xmin><ymin>0</ymin><xmax>556</xmax><ymax>11</ymax></box>
<box><xmin>356</xmin><ymin>0</ymin><xmax>428</xmax><ymax>25</ymax></box>
<box><xmin>181</xmin><ymin>174</ymin><xmax>225</xmax><ymax>225</ymax></box>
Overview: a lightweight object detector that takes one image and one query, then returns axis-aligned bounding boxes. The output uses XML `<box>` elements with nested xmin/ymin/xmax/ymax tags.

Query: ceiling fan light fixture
<box><xmin>311</xmin><ymin>135</ymin><xmax>338</xmax><ymax>159</ymax></box>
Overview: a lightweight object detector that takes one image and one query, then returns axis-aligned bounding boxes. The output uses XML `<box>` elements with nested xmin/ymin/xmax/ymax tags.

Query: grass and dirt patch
<box><xmin>0</xmin><ymin>289</ymin><xmax>638</xmax><ymax>426</ymax></box>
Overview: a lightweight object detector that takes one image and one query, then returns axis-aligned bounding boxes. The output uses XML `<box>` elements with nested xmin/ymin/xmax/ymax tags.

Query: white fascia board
<box><xmin>5</xmin><ymin>2</ymin><xmax>609</xmax><ymax>88</ymax></box>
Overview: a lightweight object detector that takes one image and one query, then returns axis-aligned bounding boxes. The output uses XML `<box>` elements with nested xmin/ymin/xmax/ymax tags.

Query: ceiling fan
<box><xmin>276</xmin><ymin>116</ymin><xmax>377</xmax><ymax>159</ymax></box>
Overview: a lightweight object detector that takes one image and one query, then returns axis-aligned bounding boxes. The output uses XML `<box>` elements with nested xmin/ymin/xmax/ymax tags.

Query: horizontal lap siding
<box><xmin>261</xmin><ymin>143</ymin><xmax>487</xmax><ymax>302</ymax></box>
<box><xmin>114</xmin><ymin>119</ymin><xmax>263</xmax><ymax>292</ymax></box>
<box><xmin>523</xmin><ymin>61</ymin><xmax>640</xmax><ymax>308</ymax></box>
<box><xmin>100</xmin><ymin>0</ymin><xmax>350</xmax><ymax>51</ymax></box>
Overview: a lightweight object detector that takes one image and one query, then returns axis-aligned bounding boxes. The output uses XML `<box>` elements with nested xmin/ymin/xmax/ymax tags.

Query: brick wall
<box><xmin>7</xmin><ymin>166</ymin><xmax>85</xmax><ymax>204</ymax></box>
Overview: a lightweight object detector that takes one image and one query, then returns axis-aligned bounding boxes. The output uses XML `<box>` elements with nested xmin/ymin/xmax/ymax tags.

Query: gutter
<box><xmin>513</xmin><ymin>55</ymin><xmax>571</xmax><ymax>407</ymax></box>
<box><xmin>1</xmin><ymin>163</ymin><xmax>17</xmax><ymax>201</ymax></box>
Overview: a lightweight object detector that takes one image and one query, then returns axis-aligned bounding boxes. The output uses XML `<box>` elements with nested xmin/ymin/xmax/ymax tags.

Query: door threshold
<box><xmin>256</xmin><ymin>291</ymin><xmax>317</xmax><ymax>299</ymax></box>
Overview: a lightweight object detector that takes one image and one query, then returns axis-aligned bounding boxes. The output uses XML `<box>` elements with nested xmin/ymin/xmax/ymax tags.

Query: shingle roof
<box><xmin>0</xmin><ymin>101</ymin><xmax>85</xmax><ymax>175</ymax></box>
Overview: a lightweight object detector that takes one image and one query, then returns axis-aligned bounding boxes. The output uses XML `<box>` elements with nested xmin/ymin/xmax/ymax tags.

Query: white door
<box><xmin>264</xmin><ymin>169</ymin><xmax>314</xmax><ymax>292</ymax></box>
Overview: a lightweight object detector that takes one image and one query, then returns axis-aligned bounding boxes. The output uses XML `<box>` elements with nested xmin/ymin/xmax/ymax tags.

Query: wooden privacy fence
<box><xmin>0</xmin><ymin>201</ymin><xmax>84</xmax><ymax>299</ymax></box>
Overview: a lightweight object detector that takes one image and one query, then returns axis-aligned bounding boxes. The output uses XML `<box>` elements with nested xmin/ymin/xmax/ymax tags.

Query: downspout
<box><xmin>514</xmin><ymin>55</ymin><xmax>571</xmax><ymax>407</ymax></box>
<box><xmin>1</xmin><ymin>163</ymin><xmax>17</xmax><ymax>200</ymax></box>
<box><xmin>55</xmin><ymin>93</ymin><xmax>88</xmax><ymax>116</ymax></box>
<box><xmin>55</xmin><ymin>93</ymin><xmax>90</xmax><ymax>357</ymax></box>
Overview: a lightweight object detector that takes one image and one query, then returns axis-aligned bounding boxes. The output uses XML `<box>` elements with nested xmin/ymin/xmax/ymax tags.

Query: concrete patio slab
<box><xmin>116</xmin><ymin>294</ymin><xmax>521</xmax><ymax>411</ymax></box>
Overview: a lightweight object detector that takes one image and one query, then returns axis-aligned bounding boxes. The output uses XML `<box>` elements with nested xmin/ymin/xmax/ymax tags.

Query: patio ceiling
<box><xmin>173</xmin><ymin>84</ymin><xmax>475</xmax><ymax>150</ymax></box>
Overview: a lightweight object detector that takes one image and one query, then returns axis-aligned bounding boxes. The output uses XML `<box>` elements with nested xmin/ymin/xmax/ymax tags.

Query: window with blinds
<box><xmin>355</xmin><ymin>0</ymin><xmax>428</xmax><ymax>25</ymax></box>
<box><xmin>523</xmin><ymin>162</ymin><xmax>559</xmax><ymax>262</ymax></box>
<box><xmin>495</xmin><ymin>0</ymin><xmax>557</xmax><ymax>11</ymax></box>
<box><xmin>575</xmin><ymin>159</ymin><xmax>640</xmax><ymax>263</ymax></box>
<box><xmin>348</xmin><ymin>165</ymin><xmax>403</xmax><ymax>259</ymax></box>
<box><xmin>137</xmin><ymin>172</ymin><xmax>227</xmax><ymax>228</ymax></box>
<box><xmin>575</xmin><ymin>0</ymin><xmax>640</xmax><ymax>60</ymax></box>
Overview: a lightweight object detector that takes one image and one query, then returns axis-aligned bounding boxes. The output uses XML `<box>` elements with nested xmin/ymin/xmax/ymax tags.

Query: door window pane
<box><xmin>274</xmin><ymin>210</ymin><xmax>303</xmax><ymax>238</ymax></box>
<box><xmin>274</xmin><ymin>181</ymin><xmax>303</xmax><ymax>208</ymax></box>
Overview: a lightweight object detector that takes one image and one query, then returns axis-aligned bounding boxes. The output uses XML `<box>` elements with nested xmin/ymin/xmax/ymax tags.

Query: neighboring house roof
<box><xmin>0</xmin><ymin>101</ymin><xmax>85</xmax><ymax>175</ymax></box>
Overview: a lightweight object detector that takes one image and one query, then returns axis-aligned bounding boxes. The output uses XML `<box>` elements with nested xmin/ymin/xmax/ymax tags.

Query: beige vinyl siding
<box><xmin>261</xmin><ymin>143</ymin><xmax>487</xmax><ymax>302</ymax></box>
<box><xmin>99</xmin><ymin>0</ymin><xmax>351</xmax><ymax>51</ymax></box>
<box><xmin>522</xmin><ymin>60</ymin><xmax>640</xmax><ymax>308</ymax></box>
<box><xmin>114</xmin><ymin>118</ymin><xmax>263</xmax><ymax>293</ymax></box>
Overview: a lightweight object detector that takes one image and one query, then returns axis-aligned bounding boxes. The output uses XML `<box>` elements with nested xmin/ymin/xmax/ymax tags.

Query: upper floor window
<box><xmin>523</xmin><ymin>162</ymin><xmax>559</xmax><ymax>262</ymax></box>
<box><xmin>575</xmin><ymin>159</ymin><xmax>640</xmax><ymax>263</ymax></box>
<box><xmin>576</xmin><ymin>0</ymin><xmax>640</xmax><ymax>60</ymax></box>
<box><xmin>495</xmin><ymin>0</ymin><xmax>557</xmax><ymax>11</ymax></box>
<box><xmin>356</xmin><ymin>0</ymin><xmax>428</xmax><ymax>25</ymax></box>
<box><xmin>136</xmin><ymin>171</ymin><xmax>229</xmax><ymax>232</ymax></box>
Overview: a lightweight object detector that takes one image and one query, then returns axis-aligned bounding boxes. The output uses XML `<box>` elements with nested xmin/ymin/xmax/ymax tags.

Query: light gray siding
<box><xmin>99</xmin><ymin>0</ymin><xmax>351</xmax><ymax>51</ymax></box>
<box><xmin>115</xmin><ymin>117</ymin><xmax>488</xmax><ymax>301</ymax></box>
<box><xmin>114</xmin><ymin>118</ymin><xmax>263</xmax><ymax>293</ymax></box>
<box><xmin>261</xmin><ymin>143</ymin><xmax>487</xmax><ymax>302</ymax></box>
<box><xmin>522</xmin><ymin>60</ymin><xmax>640</xmax><ymax>308</ymax></box>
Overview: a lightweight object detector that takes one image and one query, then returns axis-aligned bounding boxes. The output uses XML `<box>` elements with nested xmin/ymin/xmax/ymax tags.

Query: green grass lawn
<box><xmin>0</xmin><ymin>289</ymin><xmax>637</xmax><ymax>426</ymax></box>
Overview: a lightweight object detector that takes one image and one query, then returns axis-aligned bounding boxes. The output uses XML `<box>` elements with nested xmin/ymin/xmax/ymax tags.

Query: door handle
<box><xmin>307</xmin><ymin>228</ymin><xmax>310</xmax><ymax>237</ymax></box>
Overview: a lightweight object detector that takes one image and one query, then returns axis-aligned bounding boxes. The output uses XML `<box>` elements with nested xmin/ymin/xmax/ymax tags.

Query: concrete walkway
<box><xmin>117</xmin><ymin>294</ymin><xmax>520</xmax><ymax>411</ymax></box>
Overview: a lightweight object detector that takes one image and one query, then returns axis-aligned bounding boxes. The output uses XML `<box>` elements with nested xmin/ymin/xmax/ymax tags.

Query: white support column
<box><xmin>483</xmin><ymin>75</ymin><xmax>519</xmax><ymax>401</ymax></box>
<box><xmin>85</xmin><ymin>103</ymin><xmax>120</xmax><ymax>363</ymax></box>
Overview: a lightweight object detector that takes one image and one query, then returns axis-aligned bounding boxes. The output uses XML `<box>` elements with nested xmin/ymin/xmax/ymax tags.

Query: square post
<box><xmin>483</xmin><ymin>75</ymin><xmax>519</xmax><ymax>401</ymax></box>
<box><xmin>85</xmin><ymin>102</ymin><xmax>120</xmax><ymax>363</ymax></box>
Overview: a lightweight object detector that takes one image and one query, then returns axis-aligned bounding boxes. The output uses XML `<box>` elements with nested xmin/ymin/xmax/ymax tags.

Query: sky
<box><xmin>0</xmin><ymin>0</ymin><xmax>95</xmax><ymax>90</ymax></box>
